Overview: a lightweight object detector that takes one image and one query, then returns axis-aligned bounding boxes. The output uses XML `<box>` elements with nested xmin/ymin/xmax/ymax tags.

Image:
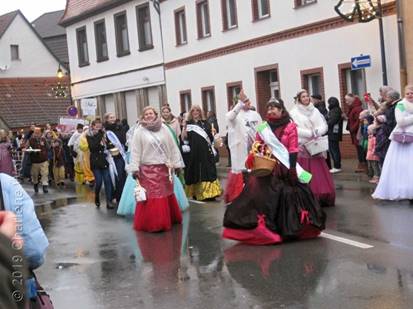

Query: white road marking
<box><xmin>320</xmin><ymin>232</ymin><xmax>374</xmax><ymax>249</ymax></box>
<box><xmin>189</xmin><ymin>199</ymin><xmax>206</xmax><ymax>205</ymax></box>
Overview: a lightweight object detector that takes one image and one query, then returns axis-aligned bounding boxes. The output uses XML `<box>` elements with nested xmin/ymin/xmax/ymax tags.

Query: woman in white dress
<box><xmin>290</xmin><ymin>89</ymin><xmax>336</xmax><ymax>207</ymax></box>
<box><xmin>373</xmin><ymin>85</ymin><xmax>413</xmax><ymax>201</ymax></box>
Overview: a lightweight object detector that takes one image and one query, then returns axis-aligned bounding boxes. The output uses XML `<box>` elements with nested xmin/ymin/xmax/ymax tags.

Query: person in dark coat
<box><xmin>207</xmin><ymin>111</ymin><xmax>220</xmax><ymax>133</ymax></box>
<box><xmin>86</xmin><ymin>120</ymin><xmax>115</xmax><ymax>209</ymax></box>
<box><xmin>345</xmin><ymin>94</ymin><xmax>366</xmax><ymax>172</ymax></box>
<box><xmin>311</xmin><ymin>94</ymin><xmax>328</xmax><ymax>120</ymax></box>
<box><xmin>374</xmin><ymin>90</ymin><xmax>400</xmax><ymax>167</ymax></box>
<box><xmin>327</xmin><ymin>97</ymin><xmax>343</xmax><ymax>173</ymax></box>
<box><xmin>312</xmin><ymin>94</ymin><xmax>332</xmax><ymax>169</ymax></box>
<box><xmin>104</xmin><ymin>113</ymin><xmax>127</xmax><ymax>204</ymax></box>
<box><xmin>0</xmin><ymin>211</ymin><xmax>28</xmax><ymax>309</ymax></box>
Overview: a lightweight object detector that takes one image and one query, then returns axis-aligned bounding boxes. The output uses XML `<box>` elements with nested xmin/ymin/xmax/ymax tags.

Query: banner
<box><xmin>257</xmin><ymin>122</ymin><xmax>312</xmax><ymax>184</ymax></box>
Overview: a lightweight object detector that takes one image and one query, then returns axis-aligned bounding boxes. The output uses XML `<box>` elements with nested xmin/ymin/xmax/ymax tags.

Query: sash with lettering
<box><xmin>256</xmin><ymin>122</ymin><xmax>312</xmax><ymax>184</ymax></box>
<box><xmin>186</xmin><ymin>124</ymin><xmax>217</xmax><ymax>157</ymax></box>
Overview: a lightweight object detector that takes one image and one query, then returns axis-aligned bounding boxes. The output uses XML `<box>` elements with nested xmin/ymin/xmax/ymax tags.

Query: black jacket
<box><xmin>315</xmin><ymin>101</ymin><xmax>328</xmax><ymax>121</ymax></box>
<box><xmin>327</xmin><ymin>102</ymin><xmax>343</xmax><ymax>141</ymax></box>
<box><xmin>104</xmin><ymin>123</ymin><xmax>126</xmax><ymax>146</ymax></box>
<box><xmin>86</xmin><ymin>131</ymin><xmax>109</xmax><ymax>170</ymax></box>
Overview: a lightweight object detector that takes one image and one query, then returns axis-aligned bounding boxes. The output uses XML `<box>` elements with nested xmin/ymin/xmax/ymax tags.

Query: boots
<box><xmin>42</xmin><ymin>185</ymin><xmax>48</xmax><ymax>194</ymax></box>
<box><xmin>106</xmin><ymin>200</ymin><xmax>115</xmax><ymax>209</ymax></box>
<box><xmin>95</xmin><ymin>195</ymin><xmax>100</xmax><ymax>208</ymax></box>
<box><xmin>34</xmin><ymin>183</ymin><xmax>39</xmax><ymax>193</ymax></box>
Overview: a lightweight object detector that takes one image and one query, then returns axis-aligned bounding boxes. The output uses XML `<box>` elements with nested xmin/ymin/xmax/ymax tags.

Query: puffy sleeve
<box><xmin>128</xmin><ymin>128</ymin><xmax>143</xmax><ymax>173</ymax></box>
<box><xmin>313</xmin><ymin>109</ymin><xmax>328</xmax><ymax>136</ymax></box>
<box><xmin>286</xmin><ymin>123</ymin><xmax>299</xmax><ymax>153</ymax></box>
<box><xmin>290</xmin><ymin>109</ymin><xmax>313</xmax><ymax>139</ymax></box>
<box><xmin>395</xmin><ymin>103</ymin><xmax>413</xmax><ymax>128</ymax></box>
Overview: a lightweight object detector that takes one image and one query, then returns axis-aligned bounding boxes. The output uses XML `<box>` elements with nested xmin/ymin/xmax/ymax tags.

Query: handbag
<box><xmin>304</xmin><ymin>135</ymin><xmax>329</xmax><ymax>156</ymax></box>
<box><xmin>134</xmin><ymin>179</ymin><xmax>147</xmax><ymax>202</ymax></box>
<box><xmin>392</xmin><ymin>131</ymin><xmax>413</xmax><ymax>144</ymax></box>
<box><xmin>181</xmin><ymin>140</ymin><xmax>191</xmax><ymax>153</ymax></box>
<box><xmin>27</xmin><ymin>272</ymin><xmax>54</xmax><ymax>309</ymax></box>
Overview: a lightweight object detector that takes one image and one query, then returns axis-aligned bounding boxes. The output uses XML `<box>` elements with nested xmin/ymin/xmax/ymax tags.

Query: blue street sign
<box><xmin>351</xmin><ymin>55</ymin><xmax>371</xmax><ymax>70</ymax></box>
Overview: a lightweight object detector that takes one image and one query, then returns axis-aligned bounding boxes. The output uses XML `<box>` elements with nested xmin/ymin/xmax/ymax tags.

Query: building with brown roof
<box><xmin>0</xmin><ymin>10</ymin><xmax>71</xmax><ymax>130</ymax></box>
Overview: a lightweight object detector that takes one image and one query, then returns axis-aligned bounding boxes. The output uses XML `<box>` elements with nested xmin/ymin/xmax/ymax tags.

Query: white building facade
<box><xmin>160</xmin><ymin>0</ymin><xmax>400</xmax><ymax>134</ymax></box>
<box><xmin>0</xmin><ymin>11</ymin><xmax>64</xmax><ymax>77</ymax></box>
<box><xmin>61</xmin><ymin>0</ymin><xmax>166</xmax><ymax>125</ymax></box>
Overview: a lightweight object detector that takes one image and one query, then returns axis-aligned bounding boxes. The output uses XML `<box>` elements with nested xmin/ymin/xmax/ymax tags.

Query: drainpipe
<box><xmin>396</xmin><ymin>0</ymin><xmax>407</xmax><ymax>91</ymax></box>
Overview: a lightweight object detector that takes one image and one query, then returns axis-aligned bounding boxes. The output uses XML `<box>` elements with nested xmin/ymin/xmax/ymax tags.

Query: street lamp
<box><xmin>53</xmin><ymin>64</ymin><xmax>68</xmax><ymax>98</ymax></box>
<box><xmin>57</xmin><ymin>64</ymin><xmax>64</xmax><ymax>79</ymax></box>
<box><xmin>334</xmin><ymin>0</ymin><xmax>388</xmax><ymax>85</ymax></box>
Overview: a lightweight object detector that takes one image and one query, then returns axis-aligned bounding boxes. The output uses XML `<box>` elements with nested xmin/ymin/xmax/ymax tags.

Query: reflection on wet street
<box><xmin>36</xmin><ymin>178</ymin><xmax>413</xmax><ymax>309</ymax></box>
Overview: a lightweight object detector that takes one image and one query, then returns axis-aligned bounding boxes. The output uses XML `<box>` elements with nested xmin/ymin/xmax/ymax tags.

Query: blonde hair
<box><xmin>0</xmin><ymin>129</ymin><xmax>8</xmax><ymax>142</ymax></box>
<box><xmin>104</xmin><ymin>112</ymin><xmax>115</xmax><ymax>122</ymax></box>
<box><xmin>187</xmin><ymin>105</ymin><xmax>205</xmax><ymax>122</ymax></box>
<box><xmin>405</xmin><ymin>84</ymin><xmax>413</xmax><ymax>93</ymax></box>
<box><xmin>140</xmin><ymin>106</ymin><xmax>158</xmax><ymax>120</ymax></box>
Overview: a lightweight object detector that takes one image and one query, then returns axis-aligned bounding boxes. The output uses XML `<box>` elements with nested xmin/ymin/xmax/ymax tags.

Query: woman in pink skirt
<box><xmin>129</xmin><ymin>106</ymin><xmax>185</xmax><ymax>232</ymax></box>
<box><xmin>290</xmin><ymin>90</ymin><xmax>336</xmax><ymax>207</ymax></box>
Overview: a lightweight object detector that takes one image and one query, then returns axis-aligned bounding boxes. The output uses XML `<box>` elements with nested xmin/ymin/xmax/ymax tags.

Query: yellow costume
<box><xmin>79</xmin><ymin>133</ymin><xmax>95</xmax><ymax>183</ymax></box>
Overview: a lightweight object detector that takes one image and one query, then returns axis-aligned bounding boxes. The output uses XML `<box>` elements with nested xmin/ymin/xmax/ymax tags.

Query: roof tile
<box><xmin>0</xmin><ymin>77</ymin><xmax>71</xmax><ymax>129</ymax></box>
<box><xmin>0</xmin><ymin>10</ymin><xmax>18</xmax><ymax>38</ymax></box>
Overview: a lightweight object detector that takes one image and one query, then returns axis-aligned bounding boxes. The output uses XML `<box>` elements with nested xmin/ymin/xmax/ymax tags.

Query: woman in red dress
<box><xmin>129</xmin><ymin>107</ymin><xmax>185</xmax><ymax>232</ymax></box>
<box><xmin>223</xmin><ymin>99</ymin><xmax>325</xmax><ymax>245</ymax></box>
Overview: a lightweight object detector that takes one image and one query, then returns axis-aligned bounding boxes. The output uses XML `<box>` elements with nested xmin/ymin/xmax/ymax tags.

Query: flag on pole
<box><xmin>150</xmin><ymin>0</ymin><xmax>160</xmax><ymax>14</ymax></box>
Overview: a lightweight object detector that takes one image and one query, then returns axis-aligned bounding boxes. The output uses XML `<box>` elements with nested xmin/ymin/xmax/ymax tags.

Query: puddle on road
<box><xmin>56</xmin><ymin>262</ymin><xmax>80</xmax><ymax>269</ymax></box>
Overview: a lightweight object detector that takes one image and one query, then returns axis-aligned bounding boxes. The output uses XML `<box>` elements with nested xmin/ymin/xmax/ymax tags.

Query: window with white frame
<box><xmin>222</xmin><ymin>0</ymin><xmax>237</xmax><ymax>30</ymax></box>
<box><xmin>137</xmin><ymin>3</ymin><xmax>153</xmax><ymax>50</ymax></box>
<box><xmin>76</xmin><ymin>26</ymin><xmax>89</xmax><ymax>66</ymax></box>
<box><xmin>94</xmin><ymin>20</ymin><xmax>108</xmax><ymax>62</ymax></box>
<box><xmin>252</xmin><ymin>0</ymin><xmax>270</xmax><ymax>20</ymax></box>
<box><xmin>295</xmin><ymin>0</ymin><xmax>317</xmax><ymax>8</ymax></box>
<box><xmin>197</xmin><ymin>0</ymin><xmax>211</xmax><ymax>38</ymax></box>
<box><xmin>269</xmin><ymin>70</ymin><xmax>280</xmax><ymax>99</ymax></box>
<box><xmin>202</xmin><ymin>87</ymin><xmax>216</xmax><ymax>113</ymax></box>
<box><xmin>180</xmin><ymin>91</ymin><xmax>192</xmax><ymax>113</ymax></box>
<box><xmin>114</xmin><ymin>11</ymin><xmax>130</xmax><ymax>56</ymax></box>
<box><xmin>345</xmin><ymin>69</ymin><xmax>367</xmax><ymax>97</ymax></box>
<box><xmin>258</xmin><ymin>0</ymin><xmax>270</xmax><ymax>18</ymax></box>
<box><xmin>175</xmin><ymin>8</ymin><xmax>187</xmax><ymax>45</ymax></box>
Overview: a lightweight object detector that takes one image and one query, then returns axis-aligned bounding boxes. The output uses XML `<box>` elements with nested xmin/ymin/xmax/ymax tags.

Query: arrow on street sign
<box><xmin>351</xmin><ymin>55</ymin><xmax>371</xmax><ymax>70</ymax></box>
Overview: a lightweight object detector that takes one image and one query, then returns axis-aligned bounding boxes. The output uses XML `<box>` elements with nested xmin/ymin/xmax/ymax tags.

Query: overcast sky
<box><xmin>0</xmin><ymin>0</ymin><xmax>67</xmax><ymax>22</ymax></box>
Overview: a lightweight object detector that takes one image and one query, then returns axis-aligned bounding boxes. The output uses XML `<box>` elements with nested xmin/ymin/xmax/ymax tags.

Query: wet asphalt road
<box><xmin>32</xmin><ymin>165</ymin><xmax>413</xmax><ymax>309</ymax></box>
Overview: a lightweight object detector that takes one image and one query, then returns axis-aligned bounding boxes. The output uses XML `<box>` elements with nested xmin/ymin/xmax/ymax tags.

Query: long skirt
<box><xmin>372</xmin><ymin>141</ymin><xmax>413</xmax><ymax>200</ymax></box>
<box><xmin>117</xmin><ymin>174</ymin><xmax>136</xmax><ymax>216</ymax></box>
<box><xmin>223</xmin><ymin>167</ymin><xmax>326</xmax><ymax>245</ymax></box>
<box><xmin>298</xmin><ymin>150</ymin><xmax>335</xmax><ymax>207</ymax></box>
<box><xmin>224</xmin><ymin>171</ymin><xmax>244</xmax><ymax>204</ymax></box>
<box><xmin>185</xmin><ymin>180</ymin><xmax>222</xmax><ymax>201</ymax></box>
<box><xmin>134</xmin><ymin>164</ymin><xmax>182</xmax><ymax>232</ymax></box>
<box><xmin>118</xmin><ymin>174</ymin><xmax>189</xmax><ymax>217</ymax></box>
